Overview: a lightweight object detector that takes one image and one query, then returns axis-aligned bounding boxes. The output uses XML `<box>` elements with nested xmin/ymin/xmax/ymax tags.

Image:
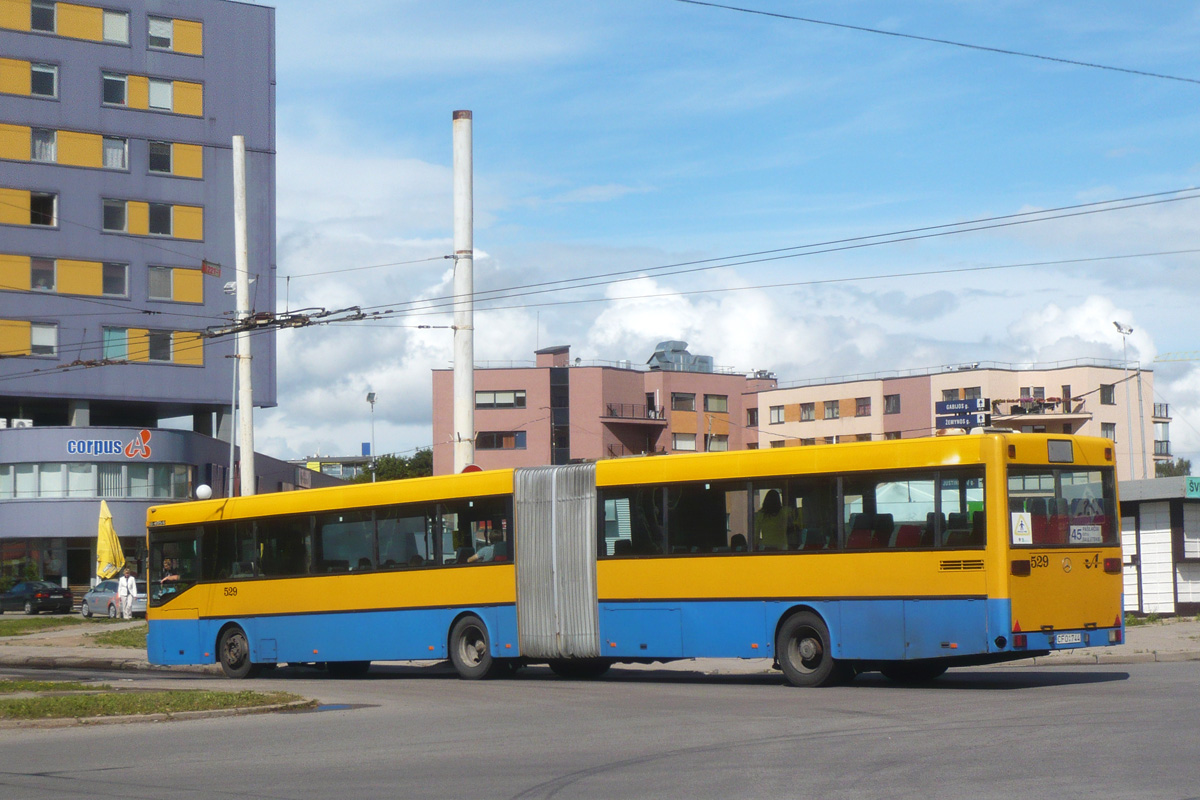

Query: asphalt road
<box><xmin>2</xmin><ymin>659</ymin><xmax>1199</xmax><ymax>800</ymax></box>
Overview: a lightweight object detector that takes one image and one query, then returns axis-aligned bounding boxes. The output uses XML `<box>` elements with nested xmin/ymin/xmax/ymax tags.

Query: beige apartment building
<box><xmin>750</xmin><ymin>359</ymin><xmax>1169</xmax><ymax>483</ymax></box>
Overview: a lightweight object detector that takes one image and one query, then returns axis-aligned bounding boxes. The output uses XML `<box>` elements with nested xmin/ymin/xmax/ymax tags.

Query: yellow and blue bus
<box><xmin>145</xmin><ymin>432</ymin><xmax>1124</xmax><ymax>685</ymax></box>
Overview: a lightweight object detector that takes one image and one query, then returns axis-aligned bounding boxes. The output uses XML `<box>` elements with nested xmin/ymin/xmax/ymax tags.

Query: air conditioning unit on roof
<box><xmin>10</xmin><ymin>419</ymin><xmax>33</xmax><ymax>428</ymax></box>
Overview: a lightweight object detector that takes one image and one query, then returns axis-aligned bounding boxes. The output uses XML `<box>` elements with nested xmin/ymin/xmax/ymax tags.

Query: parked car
<box><xmin>80</xmin><ymin>579</ymin><xmax>147</xmax><ymax>618</ymax></box>
<box><xmin>0</xmin><ymin>580</ymin><xmax>74</xmax><ymax>615</ymax></box>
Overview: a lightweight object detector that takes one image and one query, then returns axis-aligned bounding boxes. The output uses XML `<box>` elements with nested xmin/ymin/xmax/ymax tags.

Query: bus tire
<box><xmin>881</xmin><ymin>662</ymin><xmax>948</xmax><ymax>684</ymax></box>
<box><xmin>776</xmin><ymin>611</ymin><xmax>840</xmax><ymax>687</ymax></box>
<box><xmin>327</xmin><ymin>660</ymin><xmax>371</xmax><ymax>678</ymax></box>
<box><xmin>218</xmin><ymin>626</ymin><xmax>260</xmax><ymax>679</ymax></box>
<box><xmin>548</xmin><ymin>658</ymin><xmax>611</xmax><ymax>679</ymax></box>
<box><xmin>449</xmin><ymin>615</ymin><xmax>495</xmax><ymax>680</ymax></box>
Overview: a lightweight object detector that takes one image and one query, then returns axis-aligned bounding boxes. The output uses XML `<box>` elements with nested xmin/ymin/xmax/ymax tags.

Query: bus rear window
<box><xmin>1008</xmin><ymin>468</ymin><xmax>1117</xmax><ymax>547</ymax></box>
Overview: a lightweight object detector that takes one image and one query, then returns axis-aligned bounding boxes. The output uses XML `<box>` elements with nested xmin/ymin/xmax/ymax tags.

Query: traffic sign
<box><xmin>935</xmin><ymin>398</ymin><xmax>988</xmax><ymax>415</ymax></box>
<box><xmin>936</xmin><ymin>413</ymin><xmax>990</xmax><ymax>429</ymax></box>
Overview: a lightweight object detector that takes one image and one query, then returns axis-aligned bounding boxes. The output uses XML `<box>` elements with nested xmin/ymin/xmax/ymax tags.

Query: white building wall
<box><xmin>1121</xmin><ymin>514</ymin><xmax>1139</xmax><ymax>611</ymax></box>
<box><xmin>1177</xmin><ymin>563</ymin><xmax>1200</xmax><ymax>605</ymax></box>
<box><xmin>1183</xmin><ymin>504</ymin><xmax>1200</xmax><ymax>559</ymax></box>
<box><xmin>1137</xmin><ymin>501</ymin><xmax>1175</xmax><ymax>614</ymax></box>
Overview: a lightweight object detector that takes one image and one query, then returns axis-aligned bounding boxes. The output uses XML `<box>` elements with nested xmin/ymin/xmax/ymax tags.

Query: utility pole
<box><xmin>233</xmin><ymin>135</ymin><xmax>255</xmax><ymax>495</ymax></box>
<box><xmin>452</xmin><ymin>111</ymin><xmax>475</xmax><ymax>473</ymax></box>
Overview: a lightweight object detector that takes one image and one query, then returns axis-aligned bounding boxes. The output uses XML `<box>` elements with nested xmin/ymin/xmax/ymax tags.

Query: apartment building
<box><xmin>0</xmin><ymin>0</ymin><xmax>287</xmax><ymax>587</ymax></box>
<box><xmin>431</xmin><ymin>342</ymin><xmax>777</xmax><ymax>475</ymax></box>
<box><xmin>750</xmin><ymin>360</ymin><xmax>1169</xmax><ymax>483</ymax></box>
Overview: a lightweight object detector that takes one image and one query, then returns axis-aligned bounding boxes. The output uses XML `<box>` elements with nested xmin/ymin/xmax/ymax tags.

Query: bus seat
<box><xmin>970</xmin><ymin>511</ymin><xmax>987</xmax><ymax>545</ymax></box>
<box><xmin>671</xmin><ymin>546</ymin><xmax>688</xmax><ymax>554</ymax></box>
<box><xmin>873</xmin><ymin>514</ymin><xmax>894</xmax><ymax>547</ymax></box>
<box><xmin>1009</xmin><ymin>497</ymin><xmax>1026</xmax><ymax>514</ymax></box>
<box><xmin>924</xmin><ymin>512</ymin><xmax>944</xmax><ymax>547</ymax></box>
<box><xmin>455</xmin><ymin>547</ymin><xmax>473</xmax><ymax>564</ymax></box>
<box><xmin>1027</xmin><ymin>497</ymin><xmax>1048</xmax><ymax>517</ymax></box>
<box><xmin>491</xmin><ymin>542</ymin><xmax>509</xmax><ymax>562</ymax></box>
<box><xmin>849</xmin><ymin>513</ymin><xmax>874</xmax><ymax>533</ymax></box>
<box><xmin>894</xmin><ymin>525</ymin><xmax>923</xmax><ymax>548</ymax></box>
<box><xmin>323</xmin><ymin>559</ymin><xmax>350</xmax><ymax>573</ymax></box>
<box><xmin>846</xmin><ymin>529</ymin><xmax>875</xmax><ymax>549</ymax></box>
<box><xmin>947</xmin><ymin>512</ymin><xmax>968</xmax><ymax>530</ymax></box>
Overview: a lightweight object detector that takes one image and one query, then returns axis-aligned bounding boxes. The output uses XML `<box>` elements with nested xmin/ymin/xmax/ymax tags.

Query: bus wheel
<box><xmin>218</xmin><ymin>626</ymin><xmax>260</xmax><ymax>679</ymax></box>
<box><xmin>449</xmin><ymin>615</ymin><xmax>494</xmax><ymax>679</ymax></box>
<box><xmin>776</xmin><ymin>611</ymin><xmax>840</xmax><ymax>687</ymax></box>
<box><xmin>327</xmin><ymin>661</ymin><xmax>371</xmax><ymax>678</ymax></box>
<box><xmin>881</xmin><ymin>662</ymin><xmax>948</xmax><ymax>684</ymax></box>
<box><xmin>548</xmin><ymin>659</ymin><xmax>611</xmax><ymax>679</ymax></box>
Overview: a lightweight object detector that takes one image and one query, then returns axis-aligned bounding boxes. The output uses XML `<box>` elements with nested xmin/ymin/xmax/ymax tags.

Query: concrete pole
<box><xmin>1136</xmin><ymin>367</ymin><xmax>1148</xmax><ymax>479</ymax></box>
<box><xmin>233</xmin><ymin>135</ymin><xmax>255</xmax><ymax>495</ymax></box>
<box><xmin>452</xmin><ymin>111</ymin><xmax>475</xmax><ymax>473</ymax></box>
<box><xmin>1121</xmin><ymin>335</ymin><xmax>1133</xmax><ymax>481</ymax></box>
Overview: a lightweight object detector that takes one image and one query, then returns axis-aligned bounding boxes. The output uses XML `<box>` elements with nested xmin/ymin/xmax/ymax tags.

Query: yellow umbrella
<box><xmin>96</xmin><ymin>500</ymin><xmax>125</xmax><ymax>579</ymax></box>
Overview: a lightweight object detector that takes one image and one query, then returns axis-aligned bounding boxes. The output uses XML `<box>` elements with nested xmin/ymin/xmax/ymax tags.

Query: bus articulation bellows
<box><xmin>146</xmin><ymin>433</ymin><xmax>1124</xmax><ymax>686</ymax></box>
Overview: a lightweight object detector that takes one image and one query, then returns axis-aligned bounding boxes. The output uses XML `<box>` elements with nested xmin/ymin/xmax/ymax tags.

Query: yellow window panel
<box><xmin>173</xmin><ymin>80</ymin><xmax>203</xmax><ymax>116</ymax></box>
<box><xmin>56</xmin><ymin>130</ymin><xmax>102</xmax><ymax>168</ymax></box>
<box><xmin>173</xmin><ymin>331</ymin><xmax>204</xmax><ymax>365</ymax></box>
<box><xmin>172</xmin><ymin>268</ymin><xmax>203</xmax><ymax>303</ymax></box>
<box><xmin>0</xmin><ymin>57</ymin><xmax>31</xmax><ymax>96</ymax></box>
<box><xmin>173</xmin><ymin>19</ymin><xmax>203</xmax><ymax>55</ymax></box>
<box><xmin>0</xmin><ymin>122</ymin><xmax>30</xmax><ymax>161</ymax></box>
<box><xmin>173</xmin><ymin>143</ymin><xmax>203</xmax><ymax>178</ymax></box>
<box><xmin>0</xmin><ymin>253</ymin><xmax>31</xmax><ymax>291</ymax></box>
<box><xmin>56</xmin><ymin>259</ymin><xmax>103</xmax><ymax>296</ymax></box>
<box><xmin>173</xmin><ymin>204</ymin><xmax>203</xmax><ymax>240</ymax></box>
<box><xmin>56</xmin><ymin>2</ymin><xmax>103</xmax><ymax>41</ymax></box>
<box><xmin>127</xmin><ymin>75</ymin><xmax>149</xmax><ymax>109</ymax></box>
<box><xmin>0</xmin><ymin>318</ymin><xmax>31</xmax><ymax>356</ymax></box>
<box><xmin>0</xmin><ymin>188</ymin><xmax>31</xmax><ymax>225</ymax></box>
<box><xmin>0</xmin><ymin>0</ymin><xmax>32</xmax><ymax>32</ymax></box>
<box><xmin>126</xmin><ymin>328</ymin><xmax>149</xmax><ymax>362</ymax></box>
<box><xmin>126</xmin><ymin>201</ymin><xmax>148</xmax><ymax>236</ymax></box>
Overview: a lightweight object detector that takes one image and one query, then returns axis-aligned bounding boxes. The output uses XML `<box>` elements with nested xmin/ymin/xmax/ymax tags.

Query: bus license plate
<box><xmin>1056</xmin><ymin>632</ymin><xmax>1082</xmax><ymax>645</ymax></box>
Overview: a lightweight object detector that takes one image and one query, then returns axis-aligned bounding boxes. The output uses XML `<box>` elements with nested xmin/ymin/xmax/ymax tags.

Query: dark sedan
<box><xmin>0</xmin><ymin>581</ymin><xmax>74</xmax><ymax>615</ymax></box>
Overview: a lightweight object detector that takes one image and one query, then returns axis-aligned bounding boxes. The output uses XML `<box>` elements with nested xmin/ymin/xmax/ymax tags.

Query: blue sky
<box><xmin>250</xmin><ymin>1</ymin><xmax>1200</xmax><ymax>465</ymax></box>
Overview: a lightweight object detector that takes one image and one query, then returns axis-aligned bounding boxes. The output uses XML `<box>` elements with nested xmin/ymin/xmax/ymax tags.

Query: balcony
<box><xmin>601</xmin><ymin>403</ymin><xmax>666</xmax><ymax>425</ymax></box>
<box><xmin>607</xmin><ymin>443</ymin><xmax>666</xmax><ymax>458</ymax></box>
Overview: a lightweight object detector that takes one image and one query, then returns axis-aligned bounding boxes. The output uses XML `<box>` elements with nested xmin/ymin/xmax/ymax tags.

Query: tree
<box><xmin>353</xmin><ymin>448</ymin><xmax>433</xmax><ymax>483</ymax></box>
<box><xmin>1155</xmin><ymin>458</ymin><xmax>1192</xmax><ymax>478</ymax></box>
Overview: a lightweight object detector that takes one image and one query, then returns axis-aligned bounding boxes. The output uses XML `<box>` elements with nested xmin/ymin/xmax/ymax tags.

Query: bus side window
<box><xmin>257</xmin><ymin>515</ymin><xmax>313</xmax><ymax>577</ymax></box>
<box><xmin>666</xmin><ymin>483</ymin><xmax>728</xmax><ymax>554</ymax></box>
<box><xmin>598</xmin><ymin>488</ymin><xmax>665</xmax><ymax>556</ymax></box>
<box><xmin>788</xmin><ymin>477</ymin><xmax>838</xmax><ymax>551</ymax></box>
<box><xmin>202</xmin><ymin>521</ymin><xmax>255</xmax><ymax>580</ymax></box>
<box><xmin>377</xmin><ymin>508</ymin><xmax>432</xmax><ymax>568</ymax></box>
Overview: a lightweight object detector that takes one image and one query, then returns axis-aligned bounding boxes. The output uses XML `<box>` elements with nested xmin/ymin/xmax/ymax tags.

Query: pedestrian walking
<box><xmin>117</xmin><ymin>567</ymin><xmax>138</xmax><ymax>620</ymax></box>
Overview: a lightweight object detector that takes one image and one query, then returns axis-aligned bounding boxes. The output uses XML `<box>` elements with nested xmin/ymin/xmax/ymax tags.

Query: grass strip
<box><xmin>0</xmin><ymin>679</ymin><xmax>104</xmax><ymax>694</ymax></box>
<box><xmin>90</xmin><ymin>623</ymin><xmax>148</xmax><ymax>649</ymax></box>
<box><xmin>0</xmin><ymin>689</ymin><xmax>308</xmax><ymax>720</ymax></box>
<box><xmin>0</xmin><ymin>617</ymin><xmax>88</xmax><ymax>637</ymax></box>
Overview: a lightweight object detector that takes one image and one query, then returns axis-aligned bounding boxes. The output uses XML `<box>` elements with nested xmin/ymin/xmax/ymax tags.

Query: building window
<box><xmin>31</xmin><ymin>1</ymin><xmax>55</xmax><ymax>32</ymax></box>
<box><xmin>148</xmin><ymin>141</ymin><xmax>172</xmax><ymax>173</ymax></box>
<box><xmin>769</xmin><ymin>440</ymin><xmax>785</xmax><ymax>448</ymax></box>
<box><xmin>102</xmin><ymin>199</ymin><xmax>126</xmax><ymax>231</ymax></box>
<box><xmin>103</xmin><ymin>73</ymin><xmax>127</xmax><ymax>105</ymax></box>
<box><xmin>746</xmin><ymin>442</ymin><xmax>758</xmax><ymax>450</ymax></box>
<box><xmin>148</xmin><ymin>203</ymin><xmax>172</xmax><ymax>235</ymax></box>
<box><xmin>1100</xmin><ymin>384</ymin><xmax>1115</xmax><ymax>405</ymax></box>
<box><xmin>856</xmin><ymin>397</ymin><xmax>871</xmax><ymax>417</ymax></box>
<box><xmin>671</xmin><ymin>393</ymin><xmax>695</xmax><ymax>412</ymax></box>
<box><xmin>148</xmin><ymin>78</ymin><xmax>173</xmax><ymax>110</ymax></box>
<box><xmin>102</xmin><ymin>327</ymin><xmax>128</xmax><ymax>359</ymax></box>
<box><xmin>30</xmin><ymin>128</ymin><xmax>55</xmax><ymax>162</ymax></box>
<box><xmin>746</xmin><ymin>408</ymin><xmax>758</xmax><ymax>427</ymax></box>
<box><xmin>824</xmin><ymin>400</ymin><xmax>840</xmax><ymax>420</ymax></box>
<box><xmin>1101</xmin><ymin>422</ymin><xmax>1116</xmax><ymax>441</ymax></box>
<box><xmin>800</xmin><ymin>438</ymin><xmax>815</xmax><ymax>446</ymax></box>
<box><xmin>103</xmin><ymin>10</ymin><xmax>129</xmax><ymax>43</ymax></box>
<box><xmin>799</xmin><ymin>402</ymin><xmax>814</xmax><ymax>421</ymax></box>
<box><xmin>1020</xmin><ymin>386</ymin><xmax>1045</xmax><ymax>401</ymax></box>
<box><xmin>824</xmin><ymin>435</ymin><xmax>838</xmax><ymax>444</ymax></box>
<box><xmin>30</xmin><ymin>193</ymin><xmax>55</xmax><ymax>225</ymax></box>
<box><xmin>30</xmin><ymin>258</ymin><xmax>54</xmax><ymax>291</ymax></box>
<box><xmin>476</xmin><ymin>431</ymin><xmax>526</xmax><ymax>450</ymax></box>
<box><xmin>856</xmin><ymin>433</ymin><xmax>872</xmax><ymax>442</ymax></box>
<box><xmin>30</xmin><ymin>63</ymin><xmax>57</xmax><ymax>97</ymax></box>
<box><xmin>884</xmin><ymin>431</ymin><xmax>902</xmax><ymax>440</ymax></box>
<box><xmin>148</xmin><ymin>267</ymin><xmax>172</xmax><ymax>300</ymax></box>
<box><xmin>146</xmin><ymin>330</ymin><xmax>172</xmax><ymax>362</ymax></box>
<box><xmin>704</xmin><ymin>394</ymin><xmax>728</xmax><ymax>413</ymax></box>
<box><xmin>30</xmin><ymin>322</ymin><xmax>57</xmax><ymax>356</ymax></box>
<box><xmin>942</xmin><ymin>389</ymin><xmax>959</xmax><ymax>403</ymax></box>
<box><xmin>769</xmin><ymin>405</ymin><xmax>784</xmax><ymax>424</ymax></box>
<box><xmin>884</xmin><ymin>394</ymin><xmax>900</xmax><ymax>415</ymax></box>
<box><xmin>475</xmin><ymin>390</ymin><xmax>526</xmax><ymax>409</ymax></box>
<box><xmin>148</xmin><ymin>16</ymin><xmax>173</xmax><ymax>49</ymax></box>
<box><xmin>102</xmin><ymin>137</ymin><xmax>127</xmax><ymax>169</ymax></box>
<box><xmin>672</xmin><ymin>433</ymin><xmax>696</xmax><ymax>451</ymax></box>
<box><xmin>705</xmin><ymin>434</ymin><xmax>728</xmax><ymax>452</ymax></box>
<box><xmin>964</xmin><ymin>386</ymin><xmax>982</xmax><ymax>400</ymax></box>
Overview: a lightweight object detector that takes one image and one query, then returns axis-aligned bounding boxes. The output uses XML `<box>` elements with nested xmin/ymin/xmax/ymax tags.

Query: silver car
<box><xmin>80</xmin><ymin>579</ymin><xmax>147</xmax><ymax>618</ymax></box>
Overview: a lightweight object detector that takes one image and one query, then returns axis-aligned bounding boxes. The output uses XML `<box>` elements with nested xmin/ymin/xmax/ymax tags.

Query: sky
<box><xmin>248</xmin><ymin>0</ymin><xmax>1200</xmax><ymax>467</ymax></box>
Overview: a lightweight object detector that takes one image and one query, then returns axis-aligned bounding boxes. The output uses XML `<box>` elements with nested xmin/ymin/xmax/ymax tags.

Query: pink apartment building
<box><xmin>431</xmin><ymin>342</ymin><xmax>777</xmax><ymax>475</ymax></box>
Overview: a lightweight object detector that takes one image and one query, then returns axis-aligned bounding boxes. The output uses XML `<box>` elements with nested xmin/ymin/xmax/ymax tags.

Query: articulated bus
<box><xmin>145</xmin><ymin>432</ymin><xmax>1124</xmax><ymax>686</ymax></box>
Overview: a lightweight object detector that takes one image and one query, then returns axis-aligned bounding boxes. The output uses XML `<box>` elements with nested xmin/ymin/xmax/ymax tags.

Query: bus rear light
<box><xmin>1013</xmin><ymin>633</ymin><xmax>1027</xmax><ymax>648</ymax></box>
<box><xmin>1104</xmin><ymin>558</ymin><xmax>1122</xmax><ymax>574</ymax></box>
<box><xmin>1008</xmin><ymin>445</ymin><xmax>1016</xmax><ymax>459</ymax></box>
<box><xmin>1011</xmin><ymin>559</ymin><xmax>1031</xmax><ymax>576</ymax></box>
<box><xmin>1109</xmin><ymin>629</ymin><xmax>1122</xmax><ymax>644</ymax></box>
<box><xmin>1104</xmin><ymin>447</ymin><xmax>1113</xmax><ymax>461</ymax></box>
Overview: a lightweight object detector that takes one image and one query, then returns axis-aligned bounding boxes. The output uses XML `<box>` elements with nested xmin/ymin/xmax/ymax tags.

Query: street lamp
<box><xmin>1113</xmin><ymin>322</ymin><xmax>1134</xmax><ymax>479</ymax></box>
<box><xmin>364</xmin><ymin>393</ymin><xmax>374</xmax><ymax>482</ymax></box>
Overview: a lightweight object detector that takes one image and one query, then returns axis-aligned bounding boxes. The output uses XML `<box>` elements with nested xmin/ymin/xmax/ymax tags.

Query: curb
<box><xmin>0</xmin><ymin>653</ymin><xmax>221</xmax><ymax>675</ymax></box>
<box><xmin>0</xmin><ymin>698</ymin><xmax>318</xmax><ymax>729</ymax></box>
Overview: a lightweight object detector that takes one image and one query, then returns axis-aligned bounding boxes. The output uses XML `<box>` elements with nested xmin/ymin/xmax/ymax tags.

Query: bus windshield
<box><xmin>1007</xmin><ymin>467</ymin><xmax>1117</xmax><ymax>547</ymax></box>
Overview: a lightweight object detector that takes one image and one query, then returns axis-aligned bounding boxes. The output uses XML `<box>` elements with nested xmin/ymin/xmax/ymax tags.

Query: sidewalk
<box><xmin>1</xmin><ymin>616</ymin><xmax>1197</xmax><ymax>675</ymax></box>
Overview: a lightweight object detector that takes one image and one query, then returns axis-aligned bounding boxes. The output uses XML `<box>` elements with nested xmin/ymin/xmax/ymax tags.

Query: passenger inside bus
<box><xmin>754</xmin><ymin>490</ymin><xmax>794</xmax><ymax>550</ymax></box>
<box><xmin>468</xmin><ymin>529</ymin><xmax>506</xmax><ymax>563</ymax></box>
